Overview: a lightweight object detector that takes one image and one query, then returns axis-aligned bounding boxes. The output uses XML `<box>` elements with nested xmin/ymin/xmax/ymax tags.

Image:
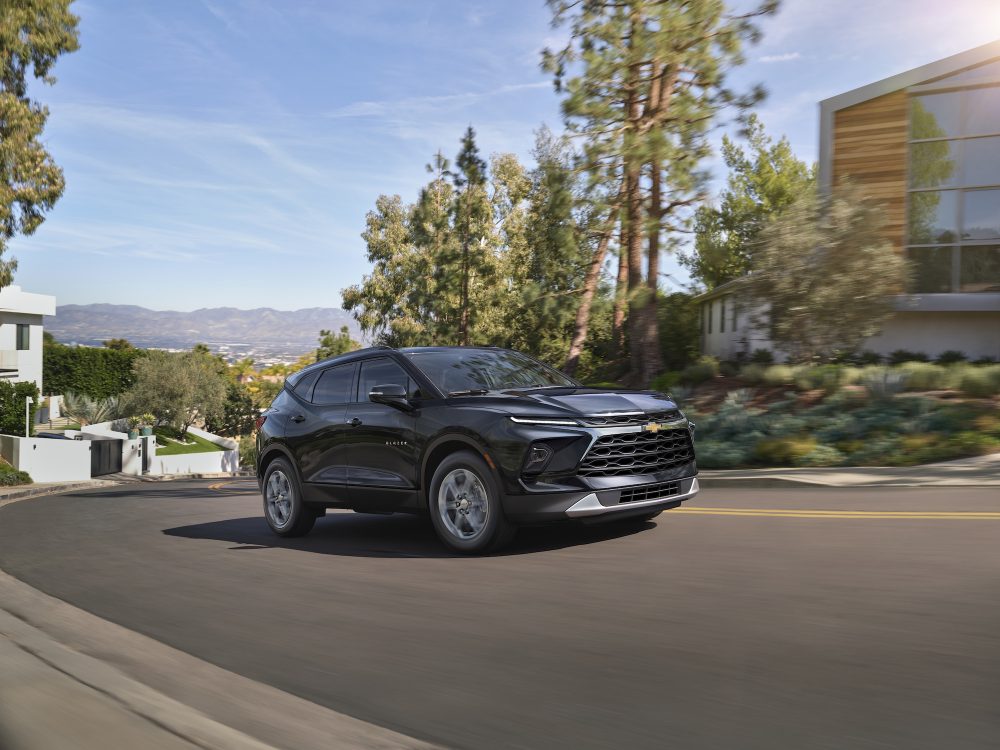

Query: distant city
<box><xmin>45</xmin><ymin>304</ymin><xmax>365</xmax><ymax>368</ymax></box>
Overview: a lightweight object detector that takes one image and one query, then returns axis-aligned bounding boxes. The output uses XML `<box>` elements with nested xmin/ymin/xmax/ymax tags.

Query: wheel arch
<box><xmin>421</xmin><ymin>434</ymin><xmax>500</xmax><ymax>505</ymax></box>
<box><xmin>257</xmin><ymin>443</ymin><xmax>298</xmax><ymax>484</ymax></box>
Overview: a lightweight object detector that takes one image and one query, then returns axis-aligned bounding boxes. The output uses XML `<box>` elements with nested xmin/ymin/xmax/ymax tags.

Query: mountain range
<box><xmin>45</xmin><ymin>304</ymin><xmax>364</xmax><ymax>357</ymax></box>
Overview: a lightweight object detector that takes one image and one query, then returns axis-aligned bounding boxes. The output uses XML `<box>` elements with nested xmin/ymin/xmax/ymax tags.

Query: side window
<box><xmin>312</xmin><ymin>363</ymin><xmax>357</xmax><ymax>405</ymax></box>
<box><xmin>359</xmin><ymin>358</ymin><xmax>418</xmax><ymax>401</ymax></box>
<box><xmin>16</xmin><ymin>324</ymin><xmax>30</xmax><ymax>351</ymax></box>
<box><xmin>291</xmin><ymin>369</ymin><xmax>320</xmax><ymax>401</ymax></box>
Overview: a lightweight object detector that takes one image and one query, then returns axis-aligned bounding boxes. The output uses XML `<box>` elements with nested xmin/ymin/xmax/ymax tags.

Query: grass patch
<box><xmin>154</xmin><ymin>426</ymin><xmax>226</xmax><ymax>455</ymax></box>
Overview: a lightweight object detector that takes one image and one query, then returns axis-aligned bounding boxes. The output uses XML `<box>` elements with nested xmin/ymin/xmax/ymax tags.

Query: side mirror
<box><xmin>369</xmin><ymin>383</ymin><xmax>412</xmax><ymax>410</ymax></box>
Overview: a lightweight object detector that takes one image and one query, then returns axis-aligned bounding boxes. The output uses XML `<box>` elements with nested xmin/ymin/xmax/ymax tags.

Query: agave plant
<box><xmin>60</xmin><ymin>391</ymin><xmax>121</xmax><ymax>427</ymax></box>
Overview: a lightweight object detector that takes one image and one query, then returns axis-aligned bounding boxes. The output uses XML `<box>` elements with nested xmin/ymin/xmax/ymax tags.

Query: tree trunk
<box><xmin>638</xmin><ymin>158</ymin><xmax>664</xmax><ymax>385</ymax></box>
<box><xmin>564</xmin><ymin>216</ymin><xmax>617</xmax><ymax>377</ymax></box>
<box><xmin>612</xmin><ymin>216</ymin><xmax>628</xmax><ymax>357</ymax></box>
<box><xmin>459</xmin><ymin>237</ymin><xmax>470</xmax><ymax>346</ymax></box>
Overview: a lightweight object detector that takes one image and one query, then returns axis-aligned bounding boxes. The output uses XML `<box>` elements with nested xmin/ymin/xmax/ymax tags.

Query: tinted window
<box><xmin>911</xmin><ymin>93</ymin><xmax>961</xmax><ymax>139</ymax></box>
<box><xmin>908</xmin><ymin>247</ymin><xmax>954</xmax><ymax>292</ymax></box>
<box><xmin>406</xmin><ymin>349</ymin><xmax>577</xmax><ymax>394</ymax></box>
<box><xmin>960</xmin><ymin>245</ymin><xmax>1000</xmax><ymax>292</ymax></box>
<box><xmin>291</xmin><ymin>369</ymin><xmax>320</xmax><ymax>401</ymax></box>
<box><xmin>908</xmin><ymin>190</ymin><xmax>959</xmax><ymax>243</ymax></box>
<box><xmin>966</xmin><ymin>85</ymin><xmax>1000</xmax><ymax>136</ymax></box>
<box><xmin>312</xmin><ymin>363</ymin><xmax>357</xmax><ymax>405</ymax></box>
<box><xmin>962</xmin><ymin>189</ymin><xmax>1000</xmax><ymax>240</ymax></box>
<box><xmin>359</xmin><ymin>358</ymin><xmax>418</xmax><ymax>401</ymax></box>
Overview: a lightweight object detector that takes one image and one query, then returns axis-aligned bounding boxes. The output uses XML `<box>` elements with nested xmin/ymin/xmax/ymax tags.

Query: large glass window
<box><xmin>960</xmin><ymin>245</ymin><xmax>1000</xmax><ymax>292</ymax></box>
<box><xmin>907</xmin><ymin>82</ymin><xmax>1000</xmax><ymax>292</ymax></box>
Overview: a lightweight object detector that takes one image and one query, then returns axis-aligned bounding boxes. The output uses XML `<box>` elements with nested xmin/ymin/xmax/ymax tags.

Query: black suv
<box><xmin>256</xmin><ymin>346</ymin><xmax>698</xmax><ymax>553</ymax></box>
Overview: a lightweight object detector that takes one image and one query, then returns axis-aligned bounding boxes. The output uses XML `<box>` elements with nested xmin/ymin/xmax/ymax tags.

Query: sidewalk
<box><xmin>699</xmin><ymin>452</ymin><xmax>1000</xmax><ymax>488</ymax></box>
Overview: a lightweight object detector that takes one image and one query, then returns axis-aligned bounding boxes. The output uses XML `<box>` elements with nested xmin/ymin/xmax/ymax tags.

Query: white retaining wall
<box><xmin>0</xmin><ymin>434</ymin><xmax>91</xmax><ymax>482</ymax></box>
<box><xmin>147</xmin><ymin>425</ymin><xmax>239</xmax><ymax>476</ymax></box>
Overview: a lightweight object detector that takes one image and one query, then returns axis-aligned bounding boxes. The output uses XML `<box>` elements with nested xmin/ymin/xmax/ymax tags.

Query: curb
<box><xmin>0</xmin><ymin>479</ymin><xmax>122</xmax><ymax>507</ymax></box>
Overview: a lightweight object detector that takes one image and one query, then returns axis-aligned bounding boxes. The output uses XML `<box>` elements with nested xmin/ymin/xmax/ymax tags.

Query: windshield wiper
<box><xmin>447</xmin><ymin>388</ymin><xmax>490</xmax><ymax>397</ymax></box>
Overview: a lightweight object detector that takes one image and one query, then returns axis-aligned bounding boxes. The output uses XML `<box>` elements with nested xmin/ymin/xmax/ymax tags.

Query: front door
<box><xmin>285</xmin><ymin>361</ymin><xmax>357</xmax><ymax>506</ymax></box>
<box><xmin>346</xmin><ymin>357</ymin><xmax>421</xmax><ymax>511</ymax></box>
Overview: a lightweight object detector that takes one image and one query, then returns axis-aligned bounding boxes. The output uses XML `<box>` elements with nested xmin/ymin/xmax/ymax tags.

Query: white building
<box><xmin>697</xmin><ymin>41</ymin><xmax>1000</xmax><ymax>362</ymax></box>
<box><xmin>0</xmin><ymin>285</ymin><xmax>56</xmax><ymax>392</ymax></box>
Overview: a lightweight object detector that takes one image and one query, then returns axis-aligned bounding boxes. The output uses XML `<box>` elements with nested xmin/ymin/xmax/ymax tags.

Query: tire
<box><xmin>262</xmin><ymin>458</ymin><xmax>317</xmax><ymax>537</ymax></box>
<box><xmin>428</xmin><ymin>450</ymin><xmax>516</xmax><ymax>554</ymax></box>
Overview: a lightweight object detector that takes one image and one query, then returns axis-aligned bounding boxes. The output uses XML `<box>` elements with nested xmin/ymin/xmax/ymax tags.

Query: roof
<box><xmin>818</xmin><ymin>39</ymin><xmax>1000</xmax><ymax>190</ymax></box>
<box><xmin>0</xmin><ymin>285</ymin><xmax>56</xmax><ymax>317</ymax></box>
<box><xmin>691</xmin><ymin>278</ymin><xmax>745</xmax><ymax>303</ymax></box>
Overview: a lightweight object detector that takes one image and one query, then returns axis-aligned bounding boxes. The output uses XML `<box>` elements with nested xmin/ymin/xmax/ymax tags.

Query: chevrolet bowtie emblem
<box><xmin>644</xmin><ymin>422</ymin><xmax>662</xmax><ymax>433</ymax></box>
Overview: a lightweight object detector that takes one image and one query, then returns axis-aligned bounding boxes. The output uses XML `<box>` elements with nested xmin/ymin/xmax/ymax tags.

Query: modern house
<box><xmin>698</xmin><ymin>40</ymin><xmax>1000</xmax><ymax>361</ymax></box>
<box><xmin>0</xmin><ymin>285</ymin><xmax>56</xmax><ymax>392</ymax></box>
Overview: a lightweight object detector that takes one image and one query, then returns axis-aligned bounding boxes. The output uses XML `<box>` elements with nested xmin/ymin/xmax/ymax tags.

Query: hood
<box><xmin>500</xmin><ymin>388</ymin><xmax>678</xmax><ymax>417</ymax></box>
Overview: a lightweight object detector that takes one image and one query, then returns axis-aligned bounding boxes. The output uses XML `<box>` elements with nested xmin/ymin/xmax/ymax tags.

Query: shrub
<box><xmin>750</xmin><ymin>349</ymin><xmax>774</xmax><ymax>365</ymax></box>
<box><xmin>888</xmin><ymin>349</ymin><xmax>929</xmax><ymax>365</ymax></box>
<box><xmin>239</xmin><ymin>434</ymin><xmax>258</xmax><ymax>469</ymax></box>
<box><xmin>935</xmin><ymin>350</ymin><xmax>967</xmax><ymax>364</ymax></box>
<box><xmin>859</xmin><ymin>367</ymin><xmax>908</xmax><ymax>399</ymax></box>
<box><xmin>61</xmin><ymin>391</ymin><xmax>121</xmax><ymax>427</ymax></box>
<box><xmin>898</xmin><ymin>362</ymin><xmax>950</xmax><ymax>391</ymax></box>
<box><xmin>973</xmin><ymin>356</ymin><xmax>997</xmax><ymax>365</ymax></box>
<box><xmin>0</xmin><ymin>380</ymin><xmax>40</xmax><ymax>436</ymax></box>
<box><xmin>957</xmin><ymin>366</ymin><xmax>1000</xmax><ymax>398</ymax></box>
<box><xmin>694</xmin><ymin>439</ymin><xmax>754</xmax><ymax>469</ymax></box>
<box><xmin>794</xmin><ymin>364</ymin><xmax>854</xmax><ymax>394</ymax></box>
<box><xmin>719</xmin><ymin>360</ymin><xmax>739</xmax><ymax>377</ymax></box>
<box><xmin>679</xmin><ymin>356</ymin><xmax>719</xmax><ymax>385</ymax></box>
<box><xmin>753</xmin><ymin>436</ymin><xmax>817</xmax><ymax>466</ymax></box>
<box><xmin>761</xmin><ymin>364</ymin><xmax>796</xmax><ymax>387</ymax></box>
<box><xmin>794</xmin><ymin>445</ymin><xmax>846</xmax><ymax>467</ymax></box>
<box><xmin>0</xmin><ymin>461</ymin><xmax>31</xmax><ymax>486</ymax></box>
<box><xmin>855</xmin><ymin>350</ymin><xmax>884</xmax><ymax>365</ymax></box>
<box><xmin>739</xmin><ymin>364</ymin><xmax>767</xmax><ymax>385</ymax></box>
<box><xmin>650</xmin><ymin>372</ymin><xmax>680</xmax><ymax>393</ymax></box>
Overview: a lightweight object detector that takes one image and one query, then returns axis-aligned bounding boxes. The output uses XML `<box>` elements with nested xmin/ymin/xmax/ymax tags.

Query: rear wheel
<box><xmin>429</xmin><ymin>451</ymin><xmax>515</xmax><ymax>554</ymax></box>
<box><xmin>262</xmin><ymin>458</ymin><xmax>317</xmax><ymax>537</ymax></box>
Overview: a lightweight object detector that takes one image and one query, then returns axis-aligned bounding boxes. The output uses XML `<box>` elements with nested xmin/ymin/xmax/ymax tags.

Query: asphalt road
<box><xmin>1</xmin><ymin>479</ymin><xmax>999</xmax><ymax>749</ymax></box>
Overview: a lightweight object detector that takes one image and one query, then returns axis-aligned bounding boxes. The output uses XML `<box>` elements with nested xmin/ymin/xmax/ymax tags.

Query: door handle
<box><xmin>291</xmin><ymin>414</ymin><xmax>306</xmax><ymax>423</ymax></box>
<box><xmin>348</xmin><ymin>417</ymin><xmax>362</xmax><ymax>427</ymax></box>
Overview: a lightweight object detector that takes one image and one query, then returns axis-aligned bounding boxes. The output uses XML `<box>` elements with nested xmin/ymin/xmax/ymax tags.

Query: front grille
<box><xmin>577</xmin><ymin>428</ymin><xmax>694</xmax><ymax>477</ymax></box>
<box><xmin>580</xmin><ymin>409</ymin><xmax>680</xmax><ymax>427</ymax></box>
<box><xmin>619</xmin><ymin>480</ymin><xmax>680</xmax><ymax>504</ymax></box>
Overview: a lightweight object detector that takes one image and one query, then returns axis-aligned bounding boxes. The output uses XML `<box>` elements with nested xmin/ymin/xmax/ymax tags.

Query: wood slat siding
<box><xmin>832</xmin><ymin>90</ymin><xmax>909</xmax><ymax>251</ymax></box>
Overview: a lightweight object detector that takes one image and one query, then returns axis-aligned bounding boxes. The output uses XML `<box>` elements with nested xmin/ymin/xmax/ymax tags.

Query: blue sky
<box><xmin>12</xmin><ymin>0</ymin><xmax>1000</xmax><ymax>311</ymax></box>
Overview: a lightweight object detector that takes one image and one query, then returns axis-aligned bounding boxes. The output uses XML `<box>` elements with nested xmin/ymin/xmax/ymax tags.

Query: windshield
<box><xmin>405</xmin><ymin>349</ymin><xmax>579</xmax><ymax>394</ymax></box>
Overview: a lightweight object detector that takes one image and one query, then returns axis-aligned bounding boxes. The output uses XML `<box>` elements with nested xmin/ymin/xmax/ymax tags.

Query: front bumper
<box><xmin>503</xmin><ymin>475</ymin><xmax>698</xmax><ymax>524</ymax></box>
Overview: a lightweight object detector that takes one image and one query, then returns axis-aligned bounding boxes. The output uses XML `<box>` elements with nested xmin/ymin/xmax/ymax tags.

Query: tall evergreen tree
<box><xmin>449</xmin><ymin>127</ymin><xmax>494</xmax><ymax>345</ymax></box>
<box><xmin>0</xmin><ymin>0</ymin><xmax>79</xmax><ymax>286</ymax></box>
<box><xmin>545</xmin><ymin>0</ymin><xmax>777</xmax><ymax>385</ymax></box>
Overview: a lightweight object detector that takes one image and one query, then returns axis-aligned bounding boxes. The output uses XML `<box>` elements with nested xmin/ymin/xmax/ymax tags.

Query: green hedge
<box><xmin>0</xmin><ymin>380</ymin><xmax>39</xmax><ymax>436</ymax></box>
<box><xmin>43</xmin><ymin>342</ymin><xmax>145</xmax><ymax>398</ymax></box>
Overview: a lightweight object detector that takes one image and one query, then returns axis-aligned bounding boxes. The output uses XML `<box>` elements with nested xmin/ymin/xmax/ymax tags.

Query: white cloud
<box><xmin>759</xmin><ymin>52</ymin><xmax>801</xmax><ymax>63</ymax></box>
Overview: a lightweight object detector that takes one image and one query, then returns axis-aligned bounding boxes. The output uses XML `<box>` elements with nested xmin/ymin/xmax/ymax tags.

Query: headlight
<box><xmin>509</xmin><ymin>416</ymin><xmax>580</xmax><ymax>426</ymax></box>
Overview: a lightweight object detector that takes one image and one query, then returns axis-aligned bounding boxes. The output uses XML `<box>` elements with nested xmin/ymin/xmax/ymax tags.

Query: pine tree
<box><xmin>545</xmin><ymin>0</ymin><xmax>777</xmax><ymax>385</ymax></box>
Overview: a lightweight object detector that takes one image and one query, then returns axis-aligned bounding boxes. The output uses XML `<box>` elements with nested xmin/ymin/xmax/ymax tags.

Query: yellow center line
<box><xmin>677</xmin><ymin>507</ymin><xmax>1000</xmax><ymax>520</ymax></box>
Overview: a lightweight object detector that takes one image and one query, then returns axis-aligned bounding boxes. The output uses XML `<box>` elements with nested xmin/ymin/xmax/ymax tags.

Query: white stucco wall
<box><xmin>864</xmin><ymin>312</ymin><xmax>1000</xmax><ymax>360</ymax></box>
<box><xmin>0</xmin><ymin>285</ymin><xmax>56</xmax><ymax>394</ymax></box>
<box><xmin>0</xmin><ymin>434</ymin><xmax>91</xmax><ymax>482</ymax></box>
<box><xmin>147</xmin><ymin>425</ymin><xmax>239</xmax><ymax>476</ymax></box>
<box><xmin>700</xmin><ymin>294</ymin><xmax>775</xmax><ymax>361</ymax></box>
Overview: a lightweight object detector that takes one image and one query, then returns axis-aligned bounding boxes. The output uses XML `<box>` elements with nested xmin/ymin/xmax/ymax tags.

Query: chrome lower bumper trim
<box><xmin>564</xmin><ymin>477</ymin><xmax>699</xmax><ymax>518</ymax></box>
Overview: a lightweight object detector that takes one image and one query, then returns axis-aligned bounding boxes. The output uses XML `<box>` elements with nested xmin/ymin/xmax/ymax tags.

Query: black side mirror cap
<box><xmin>369</xmin><ymin>383</ymin><xmax>413</xmax><ymax>410</ymax></box>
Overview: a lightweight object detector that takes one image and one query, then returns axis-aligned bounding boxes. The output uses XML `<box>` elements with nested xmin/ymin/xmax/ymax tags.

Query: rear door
<box><xmin>284</xmin><ymin>361</ymin><xmax>357</xmax><ymax>505</ymax></box>
<box><xmin>346</xmin><ymin>357</ymin><xmax>422</xmax><ymax>511</ymax></box>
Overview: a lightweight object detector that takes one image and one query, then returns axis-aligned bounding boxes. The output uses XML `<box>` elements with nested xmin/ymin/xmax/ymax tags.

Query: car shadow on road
<box><xmin>162</xmin><ymin>512</ymin><xmax>654</xmax><ymax>558</ymax></box>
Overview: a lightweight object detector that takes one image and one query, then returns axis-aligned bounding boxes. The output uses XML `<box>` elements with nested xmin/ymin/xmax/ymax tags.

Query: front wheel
<box><xmin>262</xmin><ymin>458</ymin><xmax>317</xmax><ymax>537</ymax></box>
<box><xmin>428</xmin><ymin>451</ymin><xmax>516</xmax><ymax>554</ymax></box>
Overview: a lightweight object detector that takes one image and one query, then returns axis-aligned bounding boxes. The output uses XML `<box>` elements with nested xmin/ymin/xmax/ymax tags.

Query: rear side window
<box><xmin>291</xmin><ymin>369</ymin><xmax>320</xmax><ymax>401</ymax></box>
<box><xmin>358</xmin><ymin>358</ymin><xmax>419</xmax><ymax>400</ymax></box>
<box><xmin>312</xmin><ymin>363</ymin><xmax>357</xmax><ymax>405</ymax></box>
